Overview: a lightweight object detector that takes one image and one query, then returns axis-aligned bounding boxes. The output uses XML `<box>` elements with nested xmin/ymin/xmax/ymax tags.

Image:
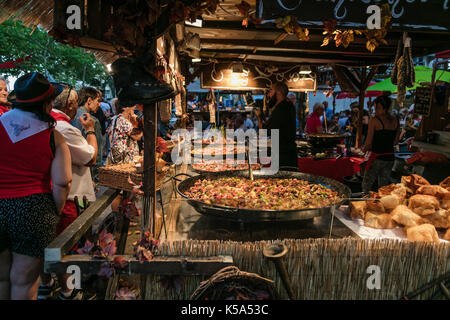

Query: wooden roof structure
<box><xmin>0</xmin><ymin>0</ymin><xmax>117</xmax><ymax>64</ymax></box>
<box><xmin>1</xmin><ymin>0</ymin><xmax>448</xmax><ymax>68</ymax></box>
<box><xmin>190</xmin><ymin>0</ymin><xmax>450</xmax><ymax>68</ymax></box>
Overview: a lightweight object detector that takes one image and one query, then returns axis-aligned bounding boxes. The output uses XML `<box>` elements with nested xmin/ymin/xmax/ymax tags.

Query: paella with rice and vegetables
<box><xmin>185</xmin><ymin>177</ymin><xmax>343</xmax><ymax>211</ymax></box>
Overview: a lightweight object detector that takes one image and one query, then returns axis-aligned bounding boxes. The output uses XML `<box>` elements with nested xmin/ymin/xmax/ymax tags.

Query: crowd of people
<box><xmin>304</xmin><ymin>96</ymin><xmax>421</xmax><ymax>192</ymax></box>
<box><xmin>305</xmin><ymin>98</ymin><xmax>420</xmax><ymax>148</ymax></box>
<box><xmin>0</xmin><ymin>73</ymin><xmax>151</xmax><ymax>300</ymax></box>
<box><xmin>0</xmin><ymin>73</ymin><xmax>424</xmax><ymax>300</ymax></box>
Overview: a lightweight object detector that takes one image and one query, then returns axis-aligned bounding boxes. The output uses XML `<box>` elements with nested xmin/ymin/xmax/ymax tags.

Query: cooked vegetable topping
<box><xmin>192</xmin><ymin>161</ymin><xmax>261</xmax><ymax>172</ymax></box>
<box><xmin>185</xmin><ymin>177</ymin><xmax>342</xmax><ymax>210</ymax></box>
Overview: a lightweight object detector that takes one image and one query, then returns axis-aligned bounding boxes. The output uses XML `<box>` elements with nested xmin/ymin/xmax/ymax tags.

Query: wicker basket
<box><xmin>98</xmin><ymin>163</ymin><xmax>169</xmax><ymax>192</ymax></box>
<box><xmin>190</xmin><ymin>266</ymin><xmax>277</xmax><ymax>300</ymax></box>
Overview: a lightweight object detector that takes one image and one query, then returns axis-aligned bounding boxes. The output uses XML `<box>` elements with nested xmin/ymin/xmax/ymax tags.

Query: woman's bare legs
<box><xmin>0</xmin><ymin>249</ymin><xmax>11</xmax><ymax>299</ymax></box>
<box><xmin>10</xmin><ymin>252</ymin><xmax>42</xmax><ymax>300</ymax></box>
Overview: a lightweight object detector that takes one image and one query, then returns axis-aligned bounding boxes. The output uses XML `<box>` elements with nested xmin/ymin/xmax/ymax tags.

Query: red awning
<box><xmin>0</xmin><ymin>55</ymin><xmax>31</xmax><ymax>69</ymax></box>
<box><xmin>435</xmin><ymin>50</ymin><xmax>450</xmax><ymax>59</ymax></box>
<box><xmin>336</xmin><ymin>82</ymin><xmax>383</xmax><ymax>99</ymax></box>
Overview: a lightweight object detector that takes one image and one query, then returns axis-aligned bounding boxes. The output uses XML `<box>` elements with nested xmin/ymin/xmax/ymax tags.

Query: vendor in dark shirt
<box><xmin>255</xmin><ymin>82</ymin><xmax>297</xmax><ymax>168</ymax></box>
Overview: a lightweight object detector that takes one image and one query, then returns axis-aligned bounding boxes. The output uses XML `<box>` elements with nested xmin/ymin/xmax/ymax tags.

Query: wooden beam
<box><xmin>45</xmin><ymin>188</ymin><xmax>120</xmax><ymax>262</ymax></box>
<box><xmin>201</xmin><ymin>38</ymin><xmax>394</xmax><ymax>55</ymax></box>
<box><xmin>362</xmin><ymin>65</ymin><xmax>380</xmax><ymax>90</ymax></box>
<box><xmin>45</xmin><ymin>255</ymin><xmax>234</xmax><ymax>276</ymax></box>
<box><xmin>274</xmin><ymin>33</ymin><xmax>288</xmax><ymax>45</ymax></box>
<box><xmin>201</xmin><ymin>48</ymin><xmax>391</xmax><ymax>63</ymax></box>
<box><xmin>193</xmin><ymin>21</ymin><xmax>450</xmax><ymax>36</ymax></box>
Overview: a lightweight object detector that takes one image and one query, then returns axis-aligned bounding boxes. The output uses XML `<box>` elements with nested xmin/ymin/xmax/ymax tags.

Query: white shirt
<box><xmin>244</xmin><ymin>118</ymin><xmax>254</xmax><ymax>131</ymax></box>
<box><xmin>52</xmin><ymin>109</ymin><xmax>96</xmax><ymax>202</ymax></box>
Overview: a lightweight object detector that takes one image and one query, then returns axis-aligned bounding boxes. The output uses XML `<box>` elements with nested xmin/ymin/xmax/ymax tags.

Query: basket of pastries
<box><xmin>348</xmin><ymin>174</ymin><xmax>450</xmax><ymax>242</ymax></box>
<box><xmin>98</xmin><ymin>156</ymin><xmax>170</xmax><ymax>192</ymax></box>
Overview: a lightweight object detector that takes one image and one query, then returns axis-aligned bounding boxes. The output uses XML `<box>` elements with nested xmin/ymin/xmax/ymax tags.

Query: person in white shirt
<box><xmin>243</xmin><ymin>113</ymin><xmax>255</xmax><ymax>131</ymax></box>
<box><xmin>39</xmin><ymin>84</ymin><xmax>98</xmax><ymax>300</ymax></box>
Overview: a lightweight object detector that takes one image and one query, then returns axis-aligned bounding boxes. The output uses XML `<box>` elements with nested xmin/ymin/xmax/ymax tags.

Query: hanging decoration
<box><xmin>275</xmin><ymin>16</ymin><xmax>310</xmax><ymax>41</ymax></box>
<box><xmin>321</xmin><ymin>19</ymin><xmax>361</xmax><ymax>48</ymax></box>
<box><xmin>270</xmin><ymin>4</ymin><xmax>391</xmax><ymax>52</ymax></box>
<box><xmin>363</xmin><ymin>3</ymin><xmax>392</xmax><ymax>52</ymax></box>
<box><xmin>169</xmin><ymin>0</ymin><xmax>220</xmax><ymax>24</ymax></box>
<box><xmin>235</xmin><ymin>1</ymin><xmax>264</xmax><ymax>27</ymax></box>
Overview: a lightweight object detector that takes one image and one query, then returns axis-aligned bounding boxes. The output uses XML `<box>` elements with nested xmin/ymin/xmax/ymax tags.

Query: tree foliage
<box><xmin>0</xmin><ymin>19</ymin><xmax>111</xmax><ymax>89</ymax></box>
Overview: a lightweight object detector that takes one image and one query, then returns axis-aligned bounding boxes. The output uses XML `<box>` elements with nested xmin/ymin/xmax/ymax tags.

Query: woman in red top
<box><xmin>0</xmin><ymin>78</ymin><xmax>9</xmax><ymax>116</ymax></box>
<box><xmin>0</xmin><ymin>72</ymin><xmax>72</xmax><ymax>300</ymax></box>
<box><xmin>305</xmin><ymin>102</ymin><xmax>324</xmax><ymax>134</ymax></box>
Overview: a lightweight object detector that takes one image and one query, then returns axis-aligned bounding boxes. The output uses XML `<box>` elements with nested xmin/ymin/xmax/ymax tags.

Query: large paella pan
<box><xmin>175</xmin><ymin>170</ymin><xmax>351</xmax><ymax>223</ymax></box>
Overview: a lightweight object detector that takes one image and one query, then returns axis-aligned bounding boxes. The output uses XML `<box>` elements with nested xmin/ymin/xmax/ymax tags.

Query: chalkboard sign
<box><xmin>414</xmin><ymin>86</ymin><xmax>432</xmax><ymax>116</ymax></box>
<box><xmin>200</xmin><ymin>64</ymin><xmax>316</xmax><ymax>91</ymax></box>
<box><xmin>258</xmin><ymin>0</ymin><xmax>450</xmax><ymax>31</ymax></box>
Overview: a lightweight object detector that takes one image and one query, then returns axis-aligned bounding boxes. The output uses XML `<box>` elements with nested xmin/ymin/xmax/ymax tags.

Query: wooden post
<box><xmin>143</xmin><ymin>103</ymin><xmax>157</xmax><ymax>235</ymax></box>
<box><xmin>332</xmin><ymin>92</ymin><xmax>336</xmax><ymax>116</ymax></box>
<box><xmin>356</xmin><ymin>67</ymin><xmax>366</xmax><ymax>148</ymax></box>
<box><xmin>142</xmin><ymin>37</ymin><xmax>158</xmax><ymax>236</ymax></box>
<box><xmin>299</xmin><ymin>92</ymin><xmax>306</xmax><ymax>130</ymax></box>
<box><xmin>356</xmin><ymin>66</ymin><xmax>379</xmax><ymax>148</ymax></box>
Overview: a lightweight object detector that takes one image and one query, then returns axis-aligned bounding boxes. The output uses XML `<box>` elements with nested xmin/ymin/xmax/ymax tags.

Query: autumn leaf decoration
<box><xmin>170</xmin><ymin>0</ymin><xmax>220</xmax><ymax>24</ymax></box>
<box><xmin>235</xmin><ymin>1</ymin><xmax>263</xmax><ymax>27</ymax></box>
<box><xmin>321</xmin><ymin>4</ymin><xmax>391</xmax><ymax>52</ymax></box>
<box><xmin>236</xmin><ymin>1</ymin><xmax>250</xmax><ymax>27</ymax></box>
<box><xmin>275</xmin><ymin>16</ymin><xmax>309</xmax><ymax>41</ymax></box>
<box><xmin>363</xmin><ymin>3</ymin><xmax>392</xmax><ymax>52</ymax></box>
<box><xmin>134</xmin><ymin>231</ymin><xmax>160</xmax><ymax>263</ymax></box>
<box><xmin>321</xmin><ymin>19</ymin><xmax>360</xmax><ymax>48</ymax></box>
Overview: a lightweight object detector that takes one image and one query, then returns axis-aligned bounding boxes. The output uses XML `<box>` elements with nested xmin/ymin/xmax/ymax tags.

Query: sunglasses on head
<box><xmin>52</xmin><ymin>82</ymin><xmax>74</xmax><ymax>107</ymax></box>
<box><xmin>64</xmin><ymin>85</ymin><xmax>74</xmax><ymax>108</ymax></box>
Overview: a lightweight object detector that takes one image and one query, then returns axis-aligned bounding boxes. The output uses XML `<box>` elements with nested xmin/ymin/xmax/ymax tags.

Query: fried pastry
<box><xmin>366</xmin><ymin>199</ymin><xmax>385</xmax><ymax>213</ymax></box>
<box><xmin>440</xmin><ymin>192</ymin><xmax>450</xmax><ymax>209</ymax></box>
<box><xmin>408</xmin><ymin>194</ymin><xmax>440</xmax><ymax>216</ymax></box>
<box><xmin>378</xmin><ymin>184</ymin><xmax>397</xmax><ymax>197</ymax></box>
<box><xmin>406</xmin><ymin>224</ymin><xmax>440</xmax><ymax>243</ymax></box>
<box><xmin>423</xmin><ymin>209</ymin><xmax>450</xmax><ymax>229</ymax></box>
<box><xmin>439</xmin><ymin>177</ymin><xmax>450</xmax><ymax>191</ymax></box>
<box><xmin>380</xmin><ymin>195</ymin><xmax>401</xmax><ymax>212</ymax></box>
<box><xmin>416</xmin><ymin>185</ymin><xmax>449</xmax><ymax>199</ymax></box>
<box><xmin>364</xmin><ymin>212</ymin><xmax>397</xmax><ymax>229</ymax></box>
<box><xmin>443</xmin><ymin>229</ymin><xmax>450</xmax><ymax>241</ymax></box>
<box><xmin>390</xmin><ymin>184</ymin><xmax>408</xmax><ymax>203</ymax></box>
<box><xmin>391</xmin><ymin>205</ymin><xmax>424</xmax><ymax>227</ymax></box>
<box><xmin>401</xmin><ymin>174</ymin><xmax>430</xmax><ymax>193</ymax></box>
<box><xmin>349</xmin><ymin>201</ymin><xmax>367</xmax><ymax>220</ymax></box>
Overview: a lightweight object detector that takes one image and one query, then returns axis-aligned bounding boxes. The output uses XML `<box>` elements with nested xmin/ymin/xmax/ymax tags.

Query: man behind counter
<box><xmin>255</xmin><ymin>82</ymin><xmax>297</xmax><ymax>168</ymax></box>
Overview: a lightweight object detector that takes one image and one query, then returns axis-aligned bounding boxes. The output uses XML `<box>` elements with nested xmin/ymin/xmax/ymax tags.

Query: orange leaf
<box><xmin>323</xmin><ymin>19</ymin><xmax>337</xmax><ymax>34</ymax></box>
<box><xmin>366</xmin><ymin>39</ymin><xmax>378</xmax><ymax>52</ymax></box>
<box><xmin>321</xmin><ymin>36</ymin><xmax>331</xmax><ymax>47</ymax></box>
<box><xmin>235</xmin><ymin>1</ymin><xmax>251</xmax><ymax>17</ymax></box>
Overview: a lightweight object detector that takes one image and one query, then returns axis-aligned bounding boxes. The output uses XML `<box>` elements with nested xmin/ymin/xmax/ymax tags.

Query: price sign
<box><xmin>414</xmin><ymin>86</ymin><xmax>433</xmax><ymax>116</ymax></box>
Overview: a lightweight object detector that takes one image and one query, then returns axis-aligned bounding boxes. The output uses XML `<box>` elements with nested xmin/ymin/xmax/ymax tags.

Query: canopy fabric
<box><xmin>435</xmin><ymin>50</ymin><xmax>450</xmax><ymax>59</ymax></box>
<box><xmin>0</xmin><ymin>55</ymin><xmax>31</xmax><ymax>69</ymax></box>
<box><xmin>367</xmin><ymin>66</ymin><xmax>450</xmax><ymax>93</ymax></box>
<box><xmin>336</xmin><ymin>82</ymin><xmax>383</xmax><ymax>99</ymax></box>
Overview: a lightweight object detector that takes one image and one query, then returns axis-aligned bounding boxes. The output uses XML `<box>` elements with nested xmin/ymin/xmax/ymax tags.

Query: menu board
<box><xmin>414</xmin><ymin>86</ymin><xmax>432</xmax><ymax>116</ymax></box>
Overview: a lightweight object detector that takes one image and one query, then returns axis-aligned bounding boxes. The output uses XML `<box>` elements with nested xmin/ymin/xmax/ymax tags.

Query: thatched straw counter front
<box><xmin>142</xmin><ymin>239</ymin><xmax>449</xmax><ymax>300</ymax></box>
